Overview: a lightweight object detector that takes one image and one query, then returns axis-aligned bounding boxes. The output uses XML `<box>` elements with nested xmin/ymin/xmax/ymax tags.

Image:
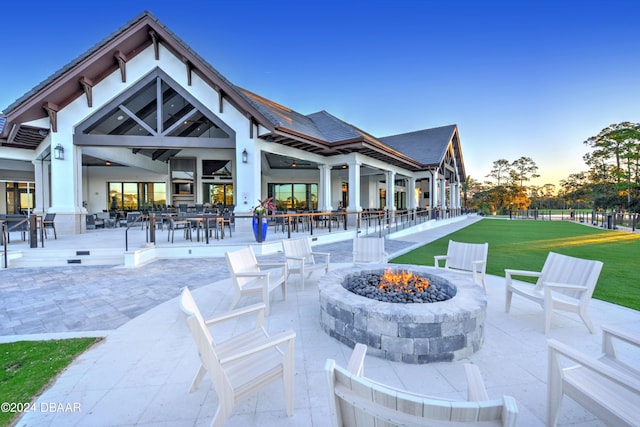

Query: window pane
<box><xmin>293</xmin><ymin>184</ymin><xmax>306</xmax><ymax>210</ymax></box>
<box><xmin>123</xmin><ymin>183</ymin><xmax>138</xmax><ymax>210</ymax></box>
<box><xmin>224</xmin><ymin>184</ymin><xmax>234</xmax><ymax>206</ymax></box>
<box><xmin>273</xmin><ymin>184</ymin><xmax>292</xmax><ymax>211</ymax></box>
<box><xmin>153</xmin><ymin>183</ymin><xmax>166</xmax><ymax>206</ymax></box>
<box><xmin>109</xmin><ymin>183</ymin><xmax>122</xmax><ymax>210</ymax></box>
<box><xmin>310</xmin><ymin>184</ymin><xmax>318</xmax><ymax>210</ymax></box>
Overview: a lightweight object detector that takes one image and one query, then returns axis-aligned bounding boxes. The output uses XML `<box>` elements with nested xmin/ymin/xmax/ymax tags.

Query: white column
<box><xmin>407</xmin><ymin>177</ymin><xmax>416</xmax><ymax>210</ymax></box>
<box><xmin>385</xmin><ymin>170</ymin><xmax>396</xmax><ymax>211</ymax></box>
<box><xmin>49</xmin><ymin>134</ymin><xmax>84</xmax><ymax>233</ymax></box>
<box><xmin>347</xmin><ymin>161</ymin><xmax>362</xmax><ymax>212</ymax></box>
<box><xmin>449</xmin><ymin>182</ymin><xmax>455</xmax><ymax>214</ymax></box>
<box><xmin>318</xmin><ymin>164</ymin><xmax>332</xmax><ymax>211</ymax></box>
<box><xmin>32</xmin><ymin>159</ymin><xmax>50</xmax><ymax>214</ymax></box>
<box><xmin>439</xmin><ymin>179</ymin><xmax>446</xmax><ymax>212</ymax></box>
<box><xmin>235</xmin><ymin>142</ymin><xmax>259</xmax><ymax>233</ymax></box>
<box><xmin>431</xmin><ymin>172</ymin><xmax>438</xmax><ymax>211</ymax></box>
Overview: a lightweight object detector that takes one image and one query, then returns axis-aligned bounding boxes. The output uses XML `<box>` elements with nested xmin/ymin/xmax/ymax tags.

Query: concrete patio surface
<box><xmin>2</xmin><ymin>216</ymin><xmax>639</xmax><ymax>426</ymax></box>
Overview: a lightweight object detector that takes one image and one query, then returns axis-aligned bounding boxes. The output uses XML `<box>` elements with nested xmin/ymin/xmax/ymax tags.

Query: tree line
<box><xmin>462</xmin><ymin>122</ymin><xmax>640</xmax><ymax>214</ymax></box>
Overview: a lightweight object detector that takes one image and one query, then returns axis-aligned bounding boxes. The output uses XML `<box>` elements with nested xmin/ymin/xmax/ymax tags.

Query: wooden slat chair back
<box><xmin>547</xmin><ymin>325</ymin><xmax>640</xmax><ymax>426</ymax></box>
<box><xmin>179</xmin><ymin>287</ymin><xmax>296</xmax><ymax>427</ymax></box>
<box><xmin>326</xmin><ymin>343</ymin><xmax>518</xmax><ymax>427</ymax></box>
<box><xmin>505</xmin><ymin>251</ymin><xmax>603</xmax><ymax>334</ymax></box>
<box><xmin>281</xmin><ymin>237</ymin><xmax>330</xmax><ymax>289</ymax></box>
<box><xmin>225</xmin><ymin>246</ymin><xmax>287</xmax><ymax>315</ymax></box>
<box><xmin>434</xmin><ymin>240</ymin><xmax>488</xmax><ymax>289</ymax></box>
<box><xmin>353</xmin><ymin>237</ymin><xmax>389</xmax><ymax>264</ymax></box>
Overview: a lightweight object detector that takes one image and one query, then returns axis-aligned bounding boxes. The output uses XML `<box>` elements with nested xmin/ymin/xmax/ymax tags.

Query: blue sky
<box><xmin>2</xmin><ymin>0</ymin><xmax>639</xmax><ymax>188</ymax></box>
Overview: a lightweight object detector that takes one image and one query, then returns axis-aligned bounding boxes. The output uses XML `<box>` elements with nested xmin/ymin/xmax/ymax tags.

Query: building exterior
<box><xmin>0</xmin><ymin>11</ymin><xmax>466</xmax><ymax>235</ymax></box>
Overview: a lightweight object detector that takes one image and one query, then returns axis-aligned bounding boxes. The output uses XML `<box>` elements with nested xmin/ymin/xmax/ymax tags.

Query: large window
<box><xmin>108</xmin><ymin>182</ymin><xmax>166</xmax><ymax>210</ymax></box>
<box><xmin>5</xmin><ymin>182</ymin><xmax>35</xmax><ymax>214</ymax></box>
<box><xmin>203</xmin><ymin>183</ymin><xmax>234</xmax><ymax>207</ymax></box>
<box><xmin>268</xmin><ymin>183</ymin><xmax>317</xmax><ymax>211</ymax></box>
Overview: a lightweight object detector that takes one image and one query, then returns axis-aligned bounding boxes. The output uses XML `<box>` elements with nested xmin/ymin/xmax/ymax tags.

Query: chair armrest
<box><xmin>256</xmin><ymin>262</ymin><xmax>287</xmax><ymax>269</ymax></box>
<box><xmin>311</xmin><ymin>252</ymin><xmax>330</xmax><ymax>264</ymax></box>
<box><xmin>601</xmin><ymin>325</ymin><xmax>640</xmax><ymax>371</ymax></box>
<box><xmin>311</xmin><ymin>251</ymin><xmax>330</xmax><ymax>258</ymax></box>
<box><xmin>471</xmin><ymin>260</ymin><xmax>486</xmax><ymax>271</ymax></box>
<box><xmin>219</xmin><ymin>330</ymin><xmax>296</xmax><ymax>364</ymax></box>
<box><xmin>505</xmin><ymin>268</ymin><xmax>542</xmax><ymax>287</ymax></box>
<box><xmin>602</xmin><ymin>324</ymin><xmax>640</xmax><ymax>349</ymax></box>
<box><xmin>434</xmin><ymin>255</ymin><xmax>447</xmax><ymax>268</ymax></box>
<box><xmin>234</xmin><ymin>272</ymin><xmax>269</xmax><ymax>278</ymax></box>
<box><xmin>543</xmin><ymin>282</ymin><xmax>588</xmax><ymax>291</ymax></box>
<box><xmin>464</xmin><ymin>363</ymin><xmax>490</xmax><ymax>401</ymax></box>
<box><xmin>347</xmin><ymin>343</ymin><xmax>368</xmax><ymax>376</ymax></box>
<box><xmin>548</xmin><ymin>339</ymin><xmax>640</xmax><ymax>393</ymax></box>
<box><xmin>204</xmin><ymin>303</ymin><xmax>265</xmax><ymax>327</ymax></box>
<box><xmin>505</xmin><ymin>268</ymin><xmax>542</xmax><ymax>278</ymax></box>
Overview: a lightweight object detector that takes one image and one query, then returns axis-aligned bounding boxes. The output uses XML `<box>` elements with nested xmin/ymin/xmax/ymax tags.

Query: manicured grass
<box><xmin>0</xmin><ymin>338</ymin><xmax>99</xmax><ymax>427</ymax></box>
<box><xmin>392</xmin><ymin>218</ymin><xmax>640</xmax><ymax>311</ymax></box>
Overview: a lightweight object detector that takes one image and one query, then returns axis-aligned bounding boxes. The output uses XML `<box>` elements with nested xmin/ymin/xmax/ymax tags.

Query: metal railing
<box><xmin>119</xmin><ymin>209</ymin><xmax>458</xmax><ymax>249</ymax></box>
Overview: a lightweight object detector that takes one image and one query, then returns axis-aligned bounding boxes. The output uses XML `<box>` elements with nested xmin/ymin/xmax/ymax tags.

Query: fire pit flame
<box><xmin>379</xmin><ymin>268</ymin><xmax>430</xmax><ymax>293</ymax></box>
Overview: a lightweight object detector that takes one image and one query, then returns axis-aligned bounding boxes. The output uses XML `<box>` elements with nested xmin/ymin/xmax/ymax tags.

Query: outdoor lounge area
<box><xmin>3</xmin><ymin>216</ymin><xmax>639</xmax><ymax>426</ymax></box>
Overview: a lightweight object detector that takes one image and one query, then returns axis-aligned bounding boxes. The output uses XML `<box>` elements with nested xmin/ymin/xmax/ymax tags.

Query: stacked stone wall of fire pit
<box><xmin>318</xmin><ymin>264</ymin><xmax>487</xmax><ymax>364</ymax></box>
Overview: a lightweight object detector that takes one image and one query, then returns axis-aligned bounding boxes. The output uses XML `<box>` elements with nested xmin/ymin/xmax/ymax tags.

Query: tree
<box><xmin>510</xmin><ymin>156</ymin><xmax>540</xmax><ymax>187</ymax></box>
<box><xmin>542</xmin><ymin>183</ymin><xmax>556</xmax><ymax>209</ymax></box>
<box><xmin>486</xmin><ymin>159</ymin><xmax>511</xmax><ymax>186</ymax></box>
<box><xmin>560</xmin><ymin>172</ymin><xmax>590</xmax><ymax>208</ymax></box>
<box><xmin>460</xmin><ymin>176</ymin><xmax>481</xmax><ymax>210</ymax></box>
<box><xmin>584</xmin><ymin>122</ymin><xmax>640</xmax><ymax>210</ymax></box>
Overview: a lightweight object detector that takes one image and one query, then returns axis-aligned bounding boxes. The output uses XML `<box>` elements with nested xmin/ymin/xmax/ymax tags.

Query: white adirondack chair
<box><xmin>353</xmin><ymin>237</ymin><xmax>388</xmax><ymax>264</ymax></box>
<box><xmin>505</xmin><ymin>251</ymin><xmax>603</xmax><ymax>334</ymax></box>
<box><xmin>179</xmin><ymin>287</ymin><xmax>296</xmax><ymax>427</ymax></box>
<box><xmin>225</xmin><ymin>246</ymin><xmax>287</xmax><ymax>315</ymax></box>
<box><xmin>281</xmin><ymin>237</ymin><xmax>330</xmax><ymax>289</ymax></box>
<box><xmin>326</xmin><ymin>343</ymin><xmax>518</xmax><ymax>427</ymax></box>
<box><xmin>547</xmin><ymin>324</ymin><xmax>640</xmax><ymax>426</ymax></box>
<box><xmin>434</xmin><ymin>240</ymin><xmax>489</xmax><ymax>289</ymax></box>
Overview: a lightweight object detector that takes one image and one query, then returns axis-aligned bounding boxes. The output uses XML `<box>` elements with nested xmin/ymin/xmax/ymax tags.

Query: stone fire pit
<box><xmin>318</xmin><ymin>264</ymin><xmax>487</xmax><ymax>364</ymax></box>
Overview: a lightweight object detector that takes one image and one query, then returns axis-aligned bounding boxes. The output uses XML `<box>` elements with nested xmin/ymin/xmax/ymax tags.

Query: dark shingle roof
<box><xmin>238</xmin><ymin>89</ymin><xmax>326</xmax><ymax>139</ymax></box>
<box><xmin>379</xmin><ymin>125</ymin><xmax>457</xmax><ymax>166</ymax></box>
<box><xmin>307</xmin><ymin>111</ymin><xmax>361</xmax><ymax>142</ymax></box>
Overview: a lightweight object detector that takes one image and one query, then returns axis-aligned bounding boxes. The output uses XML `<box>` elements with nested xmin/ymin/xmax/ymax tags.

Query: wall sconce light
<box><xmin>242</xmin><ymin>149</ymin><xmax>248</xmax><ymax>163</ymax></box>
<box><xmin>53</xmin><ymin>144</ymin><xmax>64</xmax><ymax>160</ymax></box>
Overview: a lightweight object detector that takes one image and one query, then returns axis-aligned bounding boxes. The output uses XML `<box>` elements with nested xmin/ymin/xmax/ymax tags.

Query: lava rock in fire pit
<box><xmin>343</xmin><ymin>270</ymin><xmax>455</xmax><ymax>304</ymax></box>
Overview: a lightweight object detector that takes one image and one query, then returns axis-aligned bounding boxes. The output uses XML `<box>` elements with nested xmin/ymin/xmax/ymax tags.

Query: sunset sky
<box><xmin>2</xmin><ymin>0</ymin><xmax>639</xmax><ymax>188</ymax></box>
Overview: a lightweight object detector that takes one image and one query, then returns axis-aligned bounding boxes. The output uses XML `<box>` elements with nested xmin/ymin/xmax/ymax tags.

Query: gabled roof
<box><xmin>0</xmin><ymin>11</ymin><xmax>276</xmax><ymax>149</ymax></box>
<box><xmin>0</xmin><ymin>11</ymin><xmax>465</xmax><ymax>179</ymax></box>
<box><xmin>379</xmin><ymin>125</ymin><xmax>457</xmax><ymax>165</ymax></box>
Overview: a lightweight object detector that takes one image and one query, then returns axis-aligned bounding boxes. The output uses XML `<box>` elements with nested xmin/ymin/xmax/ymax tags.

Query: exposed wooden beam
<box><xmin>114</xmin><ymin>51</ymin><xmax>127</xmax><ymax>82</ymax></box>
<box><xmin>249</xmin><ymin>117</ymin><xmax>254</xmax><ymax>139</ymax></box>
<box><xmin>219</xmin><ymin>90</ymin><xmax>224</xmax><ymax>114</ymax></box>
<box><xmin>42</xmin><ymin>102</ymin><xmax>59</xmax><ymax>133</ymax></box>
<box><xmin>149</xmin><ymin>30</ymin><xmax>159</xmax><ymax>60</ymax></box>
<box><xmin>7</xmin><ymin>124</ymin><xmax>19</xmax><ymax>145</ymax></box>
<box><xmin>78</xmin><ymin>77</ymin><xmax>94</xmax><ymax>108</ymax></box>
<box><xmin>184</xmin><ymin>60</ymin><xmax>193</xmax><ymax>86</ymax></box>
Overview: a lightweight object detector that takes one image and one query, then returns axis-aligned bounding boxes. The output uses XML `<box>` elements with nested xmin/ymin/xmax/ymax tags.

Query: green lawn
<box><xmin>391</xmin><ymin>218</ymin><xmax>640</xmax><ymax>311</ymax></box>
<box><xmin>0</xmin><ymin>338</ymin><xmax>99</xmax><ymax>427</ymax></box>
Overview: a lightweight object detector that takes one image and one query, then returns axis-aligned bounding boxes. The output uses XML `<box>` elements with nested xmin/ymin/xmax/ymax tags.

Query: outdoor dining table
<box><xmin>185</xmin><ymin>215</ymin><xmax>225</xmax><ymax>243</ymax></box>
